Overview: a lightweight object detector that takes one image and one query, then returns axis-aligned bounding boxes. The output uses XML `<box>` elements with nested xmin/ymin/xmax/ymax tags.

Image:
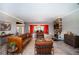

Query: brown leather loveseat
<box><xmin>7</xmin><ymin>33</ymin><xmax>32</xmax><ymax>54</ymax></box>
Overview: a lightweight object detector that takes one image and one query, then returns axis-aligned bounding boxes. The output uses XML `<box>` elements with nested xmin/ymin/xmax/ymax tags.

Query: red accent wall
<box><xmin>30</xmin><ymin>24</ymin><xmax>49</xmax><ymax>34</ymax></box>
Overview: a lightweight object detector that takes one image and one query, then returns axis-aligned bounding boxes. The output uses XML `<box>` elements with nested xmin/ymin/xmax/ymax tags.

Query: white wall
<box><xmin>24</xmin><ymin>22</ymin><xmax>29</xmax><ymax>33</ymax></box>
<box><xmin>10</xmin><ymin>20</ymin><xmax>17</xmax><ymax>34</ymax></box>
<box><xmin>0</xmin><ymin>12</ymin><xmax>17</xmax><ymax>34</ymax></box>
<box><xmin>62</xmin><ymin>9</ymin><xmax>79</xmax><ymax>35</ymax></box>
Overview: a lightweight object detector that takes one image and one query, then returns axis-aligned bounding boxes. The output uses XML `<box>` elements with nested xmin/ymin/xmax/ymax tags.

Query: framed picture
<box><xmin>0</xmin><ymin>22</ymin><xmax>11</xmax><ymax>31</ymax></box>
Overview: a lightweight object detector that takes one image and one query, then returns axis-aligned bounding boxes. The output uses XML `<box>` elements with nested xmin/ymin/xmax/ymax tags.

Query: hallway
<box><xmin>22</xmin><ymin>40</ymin><xmax>79</xmax><ymax>55</ymax></box>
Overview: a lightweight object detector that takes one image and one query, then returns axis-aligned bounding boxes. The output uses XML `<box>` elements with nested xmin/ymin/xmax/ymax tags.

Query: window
<box><xmin>34</xmin><ymin>25</ymin><xmax>44</xmax><ymax>32</ymax></box>
<box><xmin>16</xmin><ymin>27</ymin><xmax>24</xmax><ymax>34</ymax></box>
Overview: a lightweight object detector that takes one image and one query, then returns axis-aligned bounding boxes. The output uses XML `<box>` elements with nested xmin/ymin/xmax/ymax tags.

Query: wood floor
<box><xmin>22</xmin><ymin>39</ymin><xmax>79</xmax><ymax>55</ymax></box>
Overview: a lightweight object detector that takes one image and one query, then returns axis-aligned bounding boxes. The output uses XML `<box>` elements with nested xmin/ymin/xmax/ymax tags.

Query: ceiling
<box><xmin>0</xmin><ymin>3</ymin><xmax>79</xmax><ymax>22</ymax></box>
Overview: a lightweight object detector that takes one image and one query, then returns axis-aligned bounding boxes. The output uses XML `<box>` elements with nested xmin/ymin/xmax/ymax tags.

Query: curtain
<box><xmin>44</xmin><ymin>25</ymin><xmax>48</xmax><ymax>34</ymax></box>
<box><xmin>30</xmin><ymin>25</ymin><xmax>34</xmax><ymax>33</ymax></box>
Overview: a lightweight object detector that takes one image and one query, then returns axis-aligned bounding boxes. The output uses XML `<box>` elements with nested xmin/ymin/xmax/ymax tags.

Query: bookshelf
<box><xmin>53</xmin><ymin>18</ymin><xmax>62</xmax><ymax>40</ymax></box>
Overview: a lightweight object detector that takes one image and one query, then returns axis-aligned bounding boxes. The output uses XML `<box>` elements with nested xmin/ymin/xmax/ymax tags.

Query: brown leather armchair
<box><xmin>35</xmin><ymin>39</ymin><xmax>54</xmax><ymax>55</ymax></box>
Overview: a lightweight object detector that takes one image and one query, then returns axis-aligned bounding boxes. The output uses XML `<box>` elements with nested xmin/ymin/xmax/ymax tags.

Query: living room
<box><xmin>0</xmin><ymin>3</ymin><xmax>79</xmax><ymax>55</ymax></box>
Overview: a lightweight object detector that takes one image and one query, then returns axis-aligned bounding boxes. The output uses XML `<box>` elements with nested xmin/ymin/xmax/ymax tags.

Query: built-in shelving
<box><xmin>53</xmin><ymin>17</ymin><xmax>62</xmax><ymax>40</ymax></box>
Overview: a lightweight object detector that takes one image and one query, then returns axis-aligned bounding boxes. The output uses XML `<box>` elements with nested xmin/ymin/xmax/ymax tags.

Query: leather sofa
<box><xmin>18</xmin><ymin>33</ymin><xmax>32</xmax><ymax>48</ymax></box>
<box><xmin>7</xmin><ymin>36</ymin><xmax>23</xmax><ymax>54</ymax></box>
<box><xmin>64</xmin><ymin>32</ymin><xmax>79</xmax><ymax>48</ymax></box>
<box><xmin>7</xmin><ymin>33</ymin><xmax>32</xmax><ymax>54</ymax></box>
